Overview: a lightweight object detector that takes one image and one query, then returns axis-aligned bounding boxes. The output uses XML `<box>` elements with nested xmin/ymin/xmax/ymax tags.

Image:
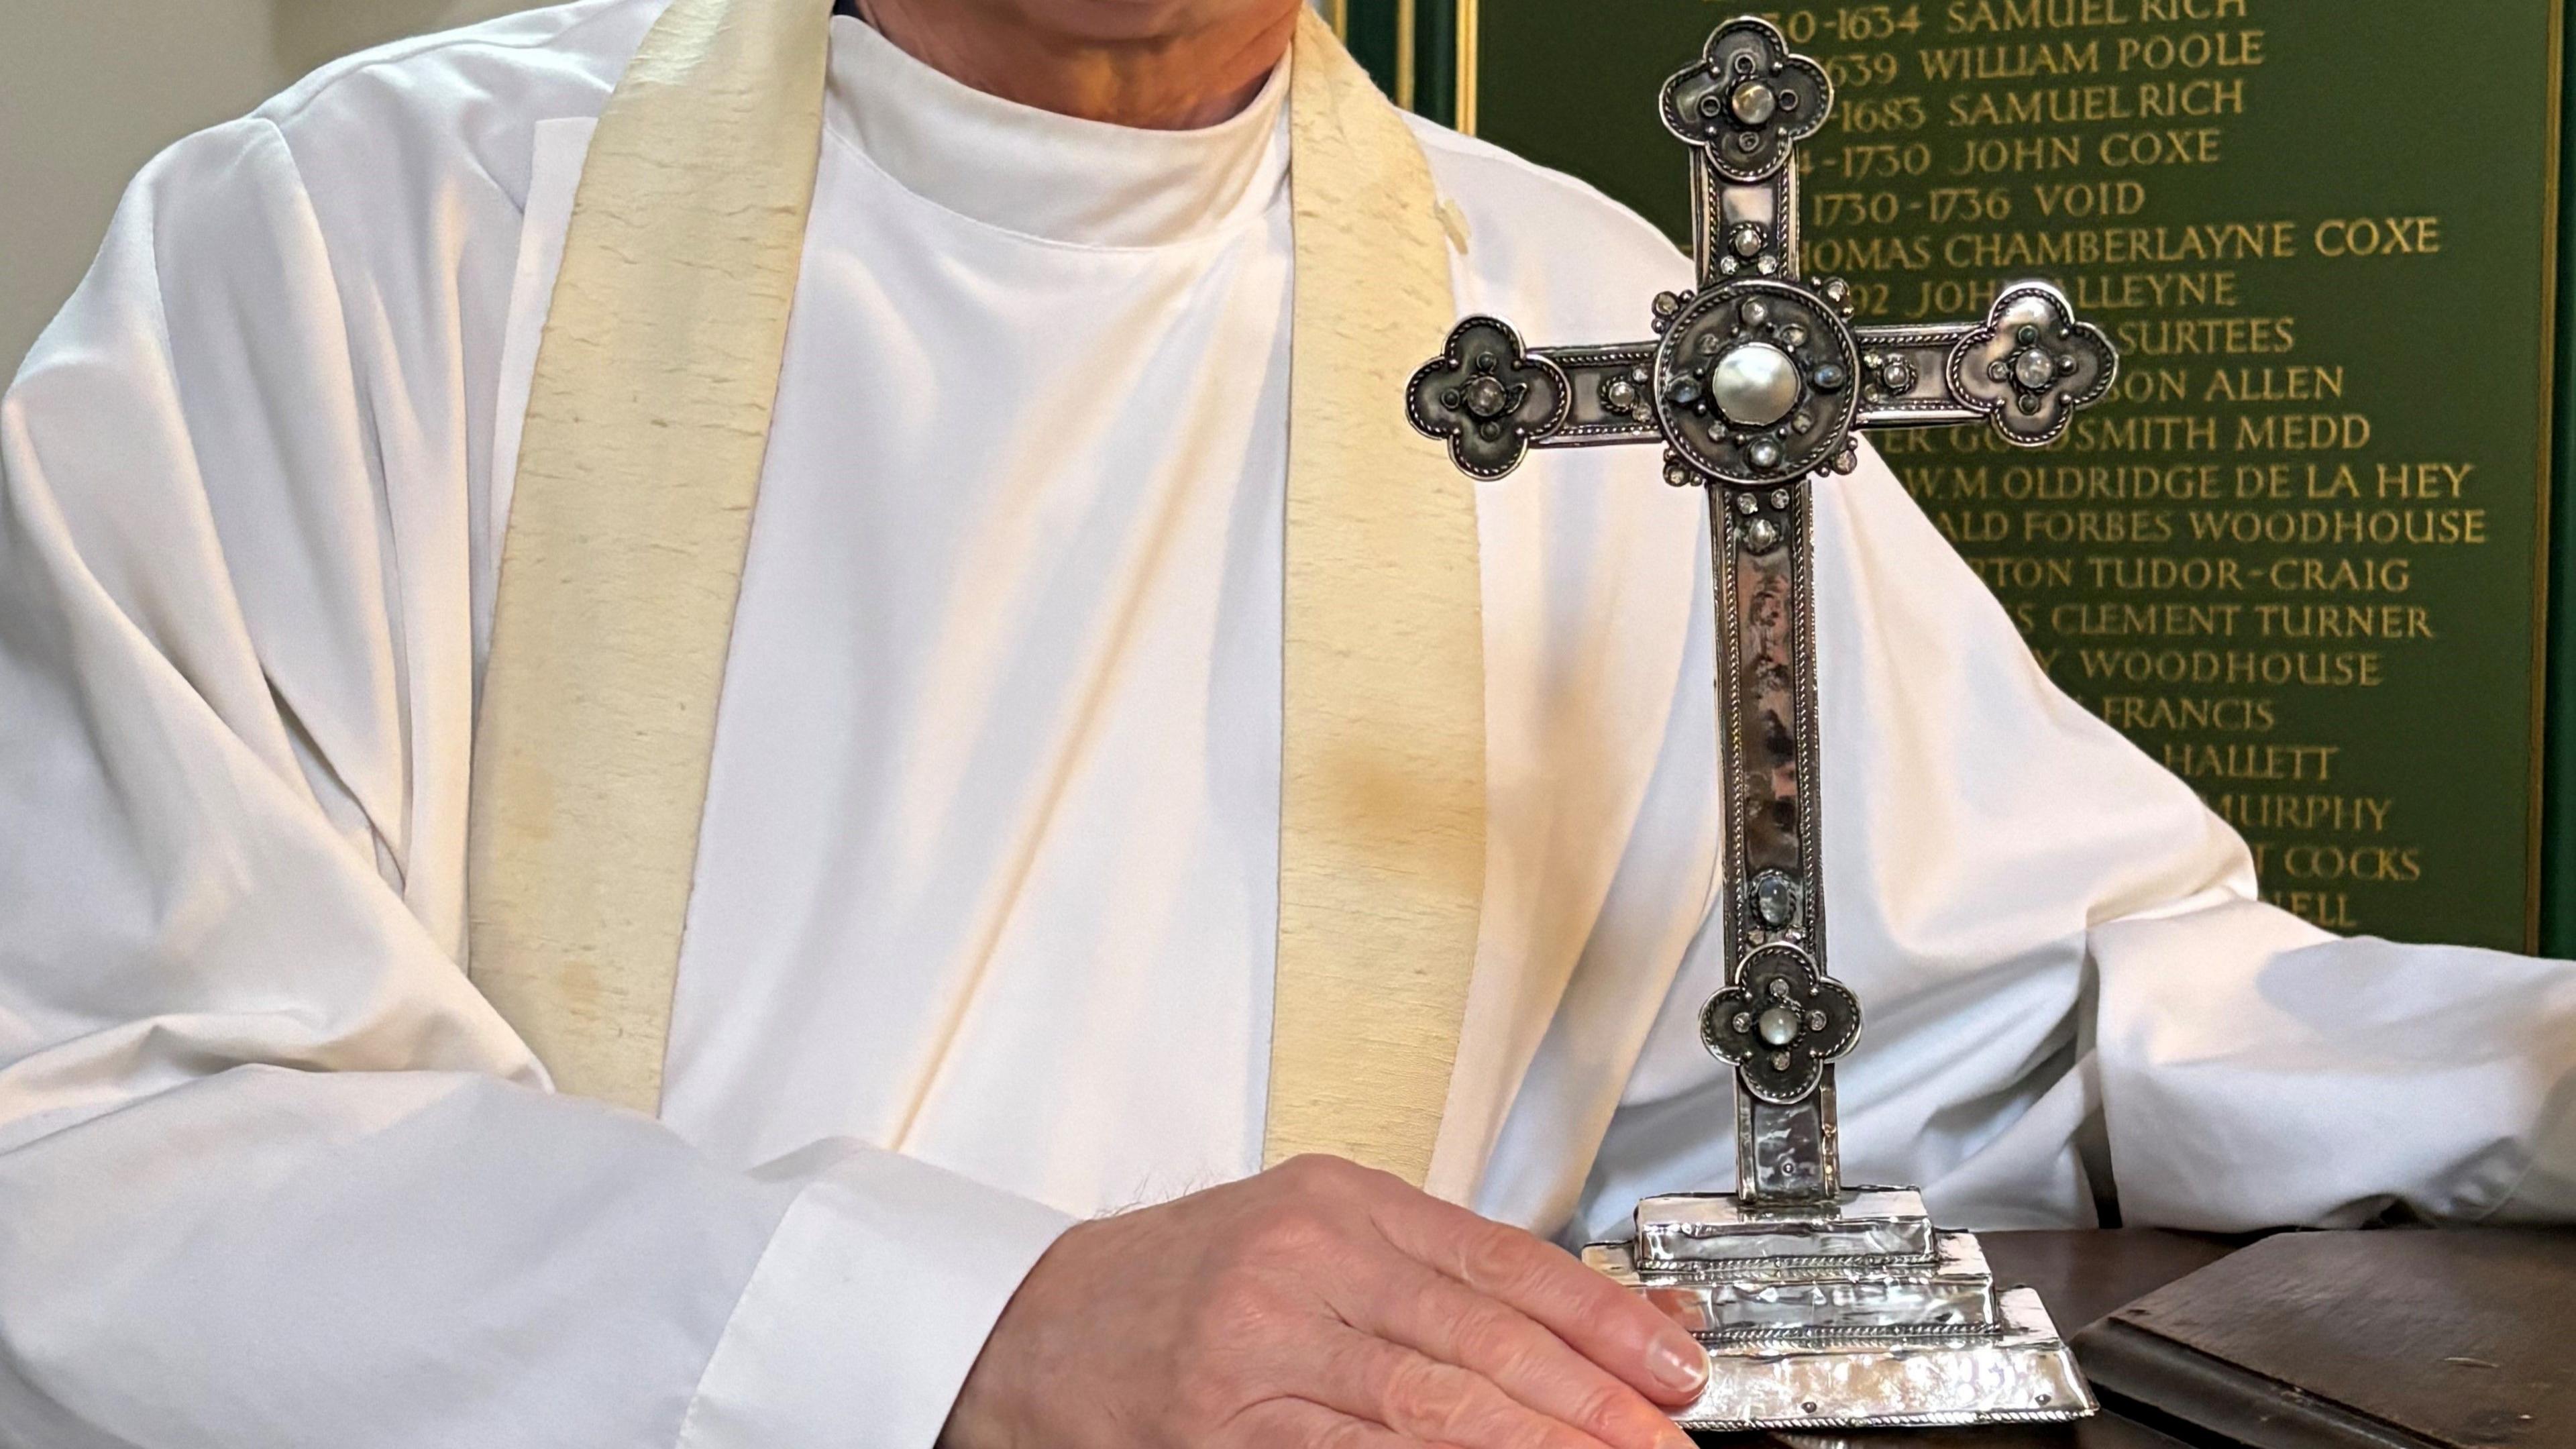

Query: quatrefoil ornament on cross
<box><xmin>1406</xmin><ymin>318</ymin><xmax>1572</xmax><ymax>480</ymax></box>
<box><xmin>1946</xmin><ymin>284</ymin><xmax>2119</xmax><ymax>445</ymax></box>
<box><xmin>1699</xmin><ymin>944</ymin><xmax>1861</xmax><ymax>1105</ymax></box>
<box><xmin>1660</xmin><ymin>19</ymin><xmax>1832</xmax><ymax>185</ymax></box>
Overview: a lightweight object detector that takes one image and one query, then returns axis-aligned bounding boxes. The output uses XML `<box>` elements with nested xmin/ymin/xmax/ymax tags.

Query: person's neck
<box><xmin>849</xmin><ymin>0</ymin><xmax>1299</xmax><ymax>131</ymax></box>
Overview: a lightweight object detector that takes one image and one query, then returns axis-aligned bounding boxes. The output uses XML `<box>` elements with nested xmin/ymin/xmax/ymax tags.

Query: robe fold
<box><xmin>4</xmin><ymin>2</ymin><xmax>2575</xmax><ymax>1446</ymax></box>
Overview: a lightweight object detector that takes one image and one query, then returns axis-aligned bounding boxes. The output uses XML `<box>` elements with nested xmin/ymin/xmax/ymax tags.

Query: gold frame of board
<box><xmin>2545</xmin><ymin>1</ymin><xmax>2569</xmax><ymax>950</ymax></box>
<box><xmin>1376</xmin><ymin>1</ymin><xmax>2567</xmax><ymax>951</ymax></box>
<box><xmin>1330</xmin><ymin>0</ymin><xmax>1481</xmax><ymax>128</ymax></box>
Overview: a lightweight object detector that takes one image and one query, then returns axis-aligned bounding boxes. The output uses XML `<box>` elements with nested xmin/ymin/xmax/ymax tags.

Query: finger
<box><xmin>1369</xmin><ymin>1196</ymin><xmax>1710</xmax><ymax>1408</ymax></box>
<box><xmin>1227</xmin><ymin>1399</ymin><xmax>1428</xmax><ymax>1449</ymax></box>
<box><xmin>1299</xmin><ymin>1323</ymin><xmax>1614</xmax><ymax>1449</ymax></box>
<box><xmin>1339</xmin><ymin>1256</ymin><xmax>1691</xmax><ymax>1449</ymax></box>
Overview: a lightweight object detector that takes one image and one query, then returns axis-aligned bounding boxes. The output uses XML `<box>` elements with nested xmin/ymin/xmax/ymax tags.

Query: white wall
<box><xmin>1</xmin><ymin>0</ymin><xmax>533</xmax><ymax>373</ymax></box>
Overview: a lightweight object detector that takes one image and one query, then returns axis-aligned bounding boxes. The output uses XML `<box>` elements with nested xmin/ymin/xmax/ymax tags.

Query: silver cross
<box><xmin>1408</xmin><ymin>17</ymin><xmax>2118</xmax><ymax>1205</ymax></box>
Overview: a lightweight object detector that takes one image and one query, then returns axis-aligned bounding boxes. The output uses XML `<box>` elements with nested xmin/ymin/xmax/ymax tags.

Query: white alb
<box><xmin>3</xmin><ymin>4</ymin><xmax>2572</xmax><ymax>1447</ymax></box>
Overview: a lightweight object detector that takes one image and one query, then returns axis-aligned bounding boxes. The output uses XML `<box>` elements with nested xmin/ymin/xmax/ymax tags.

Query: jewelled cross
<box><xmin>1408</xmin><ymin>17</ymin><xmax>2117</xmax><ymax>1205</ymax></box>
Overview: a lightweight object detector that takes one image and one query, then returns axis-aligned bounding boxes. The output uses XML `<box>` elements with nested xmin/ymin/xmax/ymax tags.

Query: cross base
<box><xmin>1584</xmin><ymin>1189</ymin><xmax>2096</xmax><ymax>1432</ymax></box>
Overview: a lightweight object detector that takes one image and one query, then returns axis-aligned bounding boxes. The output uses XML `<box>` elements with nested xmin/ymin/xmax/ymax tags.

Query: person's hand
<box><xmin>942</xmin><ymin>1154</ymin><xmax>1708</xmax><ymax>1449</ymax></box>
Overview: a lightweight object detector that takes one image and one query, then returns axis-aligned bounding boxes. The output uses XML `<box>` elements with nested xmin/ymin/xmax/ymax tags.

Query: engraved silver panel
<box><xmin>1586</xmin><ymin>1233</ymin><xmax>2000</xmax><ymax>1334</ymax></box>
<box><xmin>1662</xmin><ymin>1285</ymin><xmax>2094</xmax><ymax>1432</ymax></box>
<box><xmin>1633</xmin><ymin>1188</ymin><xmax>1935</xmax><ymax>1267</ymax></box>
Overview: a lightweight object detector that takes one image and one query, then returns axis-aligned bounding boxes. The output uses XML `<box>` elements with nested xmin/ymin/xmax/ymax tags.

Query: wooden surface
<box><xmin>1704</xmin><ymin>1229</ymin><xmax>2244</xmax><ymax>1449</ymax></box>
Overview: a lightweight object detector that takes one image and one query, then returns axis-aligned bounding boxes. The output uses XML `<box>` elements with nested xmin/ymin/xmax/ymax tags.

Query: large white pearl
<box><xmin>1712</xmin><ymin>342</ymin><xmax>1801</xmax><ymax>428</ymax></box>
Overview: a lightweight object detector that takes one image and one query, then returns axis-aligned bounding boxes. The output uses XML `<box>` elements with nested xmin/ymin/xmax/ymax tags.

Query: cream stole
<box><xmin>469</xmin><ymin>0</ymin><xmax>1484</xmax><ymax>1192</ymax></box>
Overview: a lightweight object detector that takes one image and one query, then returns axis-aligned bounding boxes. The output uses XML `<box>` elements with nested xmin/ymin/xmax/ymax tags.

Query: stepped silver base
<box><xmin>1584</xmin><ymin>1189</ymin><xmax>2096</xmax><ymax>1432</ymax></box>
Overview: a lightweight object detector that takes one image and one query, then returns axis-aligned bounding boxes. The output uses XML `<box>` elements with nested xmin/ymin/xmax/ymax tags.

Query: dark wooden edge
<box><xmin>2072</xmin><ymin>1317</ymin><xmax>2445</xmax><ymax>1449</ymax></box>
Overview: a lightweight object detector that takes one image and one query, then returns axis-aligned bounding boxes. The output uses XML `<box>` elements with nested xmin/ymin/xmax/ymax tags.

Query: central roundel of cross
<box><xmin>1652</xmin><ymin>278</ymin><xmax>1864</xmax><ymax>489</ymax></box>
<box><xmin>1699</xmin><ymin>943</ymin><xmax>1862</xmax><ymax>1104</ymax></box>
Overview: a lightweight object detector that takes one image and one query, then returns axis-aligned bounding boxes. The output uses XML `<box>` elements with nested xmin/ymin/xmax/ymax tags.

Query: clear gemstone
<box><xmin>2015</xmin><ymin>348</ymin><xmax>2059</xmax><ymax>390</ymax></box>
<box><xmin>1753</xmin><ymin>870</ymin><xmax>1800</xmax><ymax>925</ymax></box>
<box><xmin>1730</xmin><ymin>81</ymin><xmax>1779</xmax><ymax>126</ymax></box>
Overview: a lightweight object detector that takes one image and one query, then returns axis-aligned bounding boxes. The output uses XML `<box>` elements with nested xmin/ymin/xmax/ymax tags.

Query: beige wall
<box><xmin>1</xmin><ymin>0</ymin><xmax>535</xmax><ymax>373</ymax></box>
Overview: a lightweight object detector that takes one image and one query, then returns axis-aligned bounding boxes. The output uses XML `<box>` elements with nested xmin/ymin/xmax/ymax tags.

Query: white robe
<box><xmin>3</xmin><ymin>3</ymin><xmax>2573</xmax><ymax>1446</ymax></box>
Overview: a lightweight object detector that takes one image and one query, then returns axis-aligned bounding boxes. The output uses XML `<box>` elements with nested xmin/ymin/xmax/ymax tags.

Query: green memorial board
<box><xmin>1422</xmin><ymin>0</ymin><xmax>2563</xmax><ymax>950</ymax></box>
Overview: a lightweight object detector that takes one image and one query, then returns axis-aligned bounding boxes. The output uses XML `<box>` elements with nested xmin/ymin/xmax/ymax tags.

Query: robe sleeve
<box><xmin>1819</xmin><ymin>452</ymin><xmax>2576</xmax><ymax>1232</ymax></box>
<box><xmin>2090</xmin><ymin>900</ymin><xmax>2576</xmax><ymax>1228</ymax></box>
<box><xmin>1580</xmin><ymin>443</ymin><xmax>2576</xmax><ymax>1237</ymax></box>
<box><xmin>0</xmin><ymin>117</ymin><xmax>1066</xmax><ymax>1449</ymax></box>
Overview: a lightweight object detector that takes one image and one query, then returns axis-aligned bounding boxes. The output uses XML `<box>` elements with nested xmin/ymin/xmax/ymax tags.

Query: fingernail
<box><xmin>1650</xmin><ymin>1334</ymin><xmax>1710</xmax><ymax>1395</ymax></box>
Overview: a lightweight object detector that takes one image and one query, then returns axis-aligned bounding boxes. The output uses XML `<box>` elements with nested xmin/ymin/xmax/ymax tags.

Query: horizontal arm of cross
<box><xmin>1406</xmin><ymin>283</ymin><xmax>2118</xmax><ymax>482</ymax></box>
<box><xmin>1850</xmin><ymin>321</ymin><xmax>1994</xmax><ymax>430</ymax></box>
<box><xmin>1531</xmin><ymin>342</ymin><xmax>1662</xmax><ymax>449</ymax></box>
